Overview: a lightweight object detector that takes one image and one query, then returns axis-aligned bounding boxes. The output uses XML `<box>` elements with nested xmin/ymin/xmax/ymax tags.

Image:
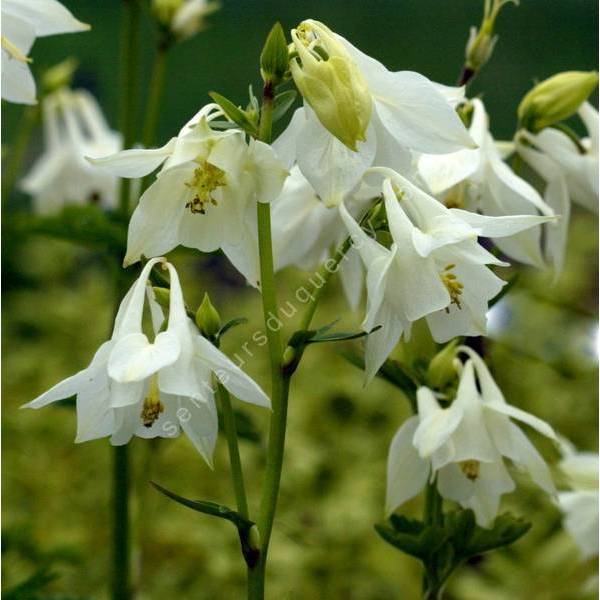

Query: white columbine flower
<box><xmin>557</xmin><ymin>444</ymin><xmax>599</xmax><ymax>559</ymax></box>
<box><xmin>339</xmin><ymin>167</ymin><xmax>552</xmax><ymax>381</ymax></box>
<box><xmin>518</xmin><ymin>101</ymin><xmax>599</xmax><ymax>213</ymax></box>
<box><xmin>1</xmin><ymin>0</ymin><xmax>89</xmax><ymax>104</ymax></box>
<box><xmin>276</xmin><ymin>20</ymin><xmax>474</xmax><ymax>207</ymax></box>
<box><xmin>271</xmin><ymin>165</ymin><xmax>369</xmax><ymax>309</ymax></box>
<box><xmin>419</xmin><ymin>98</ymin><xmax>555</xmax><ymax>269</ymax></box>
<box><xmin>92</xmin><ymin>104</ymin><xmax>288</xmax><ymax>286</ymax></box>
<box><xmin>386</xmin><ymin>347</ymin><xmax>556</xmax><ymax>527</ymax></box>
<box><xmin>22</xmin><ymin>257</ymin><xmax>270</xmax><ymax>465</ymax></box>
<box><xmin>20</xmin><ymin>87</ymin><xmax>121</xmax><ymax>214</ymax></box>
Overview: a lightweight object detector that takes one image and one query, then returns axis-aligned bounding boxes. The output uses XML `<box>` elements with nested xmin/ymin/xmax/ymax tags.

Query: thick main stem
<box><xmin>118</xmin><ymin>0</ymin><xmax>141</xmax><ymax>219</ymax></box>
<box><xmin>112</xmin><ymin>444</ymin><xmax>131</xmax><ymax>600</ymax></box>
<box><xmin>249</xmin><ymin>83</ymin><xmax>288</xmax><ymax>598</ymax></box>
<box><xmin>112</xmin><ymin>2</ymin><xmax>140</xmax><ymax>598</ymax></box>
<box><xmin>142</xmin><ymin>45</ymin><xmax>168</xmax><ymax>149</ymax></box>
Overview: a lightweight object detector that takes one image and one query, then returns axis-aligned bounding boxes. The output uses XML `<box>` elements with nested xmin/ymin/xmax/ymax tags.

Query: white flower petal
<box><xmin>386</xmin><ymin>416</ymin><xmax>429</xmax><ymax>514</ymax></box>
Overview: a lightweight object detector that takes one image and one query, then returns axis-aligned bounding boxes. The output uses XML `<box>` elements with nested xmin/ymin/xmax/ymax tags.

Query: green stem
<box><xmin>118</xmin><ymin>0</ymin><xmax>141</xmax><ymax>219</ymax></box>
<box><xmin>218</xmin><ymin>384</ymin><xmax>249</xmax><ymax>519</ymax></box>
<box><xmin>422</xmin><ymin>481</ymin><xmax>444</xmax><ymax>599</ymax></box>
<box><xmin>249</xmin><ymin>82</ymin><xmax>287</xmax><ymax>599</ymax></box>
<box><xmin>112</xmin><ymin>444</ymin><xmax>131</xmax><ymax>600</ymax></box>
<box><xmin>142</xmin><ymin>45</ymin><xmax>168</xmax><ymax>149</ymax></box>
<box><xmin>299</xmin><ymin>237</ymin><xmax>353</xmax><ymax>332</ymax></box>
<box><xmin>2</xmin><ymin>104</ymin><xmax>40</xmax><ymax>205</ymax></box>
<box><xmin>551</xmin><ymin>122</ymin><xmax>587</xmax><ymax>154</ymax></box>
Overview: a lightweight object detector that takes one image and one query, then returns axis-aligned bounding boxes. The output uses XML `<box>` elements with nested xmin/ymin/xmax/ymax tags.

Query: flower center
<box><xmin>140</xmin><ymin>377</ymin><xmax>164</xmax><ymax>428</ymax></box>
<box><xmin>440</xmin><ymin>263</ymin><xmax>464</xmax><ymax>312</ymax></box>
<box><xmin>443</xmin><ymin>182</ymin><xmax>466</xmax><ymax>209</ymax></box>
<box><xmin>459</xmin><ymin>459</ymin><xmax>480</xmax><ymax>481</ymax></box>
<box><xmin>185</xmin><ymin>160</ymin><xmax>226</xmax><ymax>215</ymax></box>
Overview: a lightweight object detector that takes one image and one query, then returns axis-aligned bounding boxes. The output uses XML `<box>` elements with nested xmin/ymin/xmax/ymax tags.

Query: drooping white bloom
<box><xmin>22</xmin><ymin>257</ymin><xmax>270</xmax><ymax>465</ymax></box>
<box><xmin>386</xmin><ymin>347</ymin><xmax>556</xmax><ymax>526</ymax></box>
<box><xmin>275</xmin><ymin>22</ymin><xmax>473</xmax><ymax>207</ymax></box>
<box><xmin>557</xmin><ymin>445</ymin><xmax>599</xmax><ymax>559</ymax></box>
<box><xmin>339</xmin><ymin>167</ymin><xmax>553</xmax><ymax>380</ymax></box>
<box><xmin>518</xmin><ymin>102</ymin><xmax>599</xmax><ymax>214</ymax></box>
<box><xmin>170</xmin><ymin>0</ymin><xmax>218</xmax><ymax>39</ymax></box>
<box><xmin>271</xmin><ymin>165</ymin><xmax>368</xmax><ymax>309</ymax></box>
<box><xmin>419</xmin><ymin>98</ymin><xmax>555</xmax><ymax>269</ymax></box>
<box><xmin>1</xmin><ymin>0</ymin><xmax>89</xmax><ymax>104</ymax></box>
<box><xmin>92</xmin><ymin>104</ymin><xmax>288</xmax><ymax>285</ymax></box>
<box><xmin>20</xmin><ymin>88</ymin><xmax>121</xmax><ymax>214</ymax></box>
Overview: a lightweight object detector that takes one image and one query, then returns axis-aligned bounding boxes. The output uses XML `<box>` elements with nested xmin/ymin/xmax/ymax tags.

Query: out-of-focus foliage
<box><xmin>2</xmin><ymin>1</ymin><xmax>598</xmax><ymax>598</ymax></box>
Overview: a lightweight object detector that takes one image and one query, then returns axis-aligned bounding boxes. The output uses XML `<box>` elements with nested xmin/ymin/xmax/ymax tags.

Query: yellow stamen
<box><xmin>440</xmin><ymin>264</ymin><xmax>464</xmax><ymax>312</ymax></box>
<box><xmin>459</xmin><ymin>460</ymin><xmax>480</xmax><ymax>481</ymax></box>
<box><xmin>185</xmin><ymin>160</ymin><xmax>226</xmax><ymax>215</ymax></box>
<box><xmin>140</xmin><ymin>377</ymin><xmax>164</xmax><ymax>428</ymax></box>
<box><xmin>444</xmin><ymin>182</ymin><xmax>466</xmax><ymax>209</ymax></box>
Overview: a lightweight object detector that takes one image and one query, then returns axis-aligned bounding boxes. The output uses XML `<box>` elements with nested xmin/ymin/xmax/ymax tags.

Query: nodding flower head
<box><xmin>290</xmin><ymin>20</ymin><xmax>372</xmax><ymax>151</ymax></box>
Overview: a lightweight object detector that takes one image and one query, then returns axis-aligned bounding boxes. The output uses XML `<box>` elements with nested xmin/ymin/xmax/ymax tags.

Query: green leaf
<box><xmin>208</xmin><ymin>91</ymin><xmax>258</xmax><ymax>136</ymax></box>
<box><xmin>272</xmin><ymin>89</ymin><xmax>297</xmax><ymax>122</ymax></box>
<box><xmin>151</xmin><ymin>482</ymin><xmax>260</xmax><ymax>567</ymax></box>
<box><xmin>459</xmin><ymin>511</ymin><xmax>531</xmax><ymax>557</ymax></box>
<box><xmin>218</xmin><ymin>317</ymin><xmax>249</xmax><ymax>338</ymax></box>
<box><xmin>15</xmin><ymin>205</ymin><xmax>127</xmax><ymax>252</ymax></box>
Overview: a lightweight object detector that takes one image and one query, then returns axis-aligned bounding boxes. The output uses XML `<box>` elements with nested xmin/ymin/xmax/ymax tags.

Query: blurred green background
<box><xmin>2</xmin><ymin>1</ymin><xmax>598</xmax><ymax>598</ymax></box>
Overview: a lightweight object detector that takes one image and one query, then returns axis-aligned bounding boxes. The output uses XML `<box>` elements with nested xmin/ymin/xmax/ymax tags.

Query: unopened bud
<box><xmin>42</xmin><ymin>58</ymin><xmax>78</xmax><ymax>93</ymax></box>
<box><xmin>195</xmin><ymin>293</ymin><xmax>221</xmax><ymax>338</ymax></box>
<box><xmin>248</xmin><ymin>525</ymin><xmax>261</xmax><ymax>551</ymax></box>
<box><xmin>427</xmin><ymin>340</ymin><xmax>459</xmax><ymax>390</ymax></box>
<box><xmin>518</xmin><ymin>71</ymin><xmax>599</xmax><ymax>132</ymax></box>
<box><xmin>290</xmin><ymin>20</ymin><xmax>372</xmax><ymax>151</ymax></box>
<box><xmin>260</xmin><ymin>22</ymin><xmax>289</xmax><ymax>85</ymax></box>
<box><xmin>282</xmin><ymin>345</ymin><xmax>296</xmax><ymax>369</ymax></box>
<box><xmin>152</xmin><ymin>0</ymin><xmax>219</xmax><ymax>39</ymax></box>
<box><xmin>465</xmin><ymin>0</ymin><xmax>518</xmax><ymax>73</ymax></box>
<box><xmin>152</xmin><ymin>286</ymin><xmax>171</xmax><ymax>310</ymax></box>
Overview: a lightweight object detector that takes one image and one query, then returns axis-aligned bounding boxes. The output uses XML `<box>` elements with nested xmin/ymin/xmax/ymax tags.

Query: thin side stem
<box><xmin>218</xmin><ymin>384</ymin><xmax>249</xmax><ymax>519</ymax></box>
<box><xmin>422</xmin><ymin>481</ymin><xmax>444</xmax><ymax>599</ymax></box>
<box><xmin>112</xmin><ymin>444</ymin><xmax>131</xmax><ymax>600</ymax></box>
<box><xmin>299</xmin><ymin>237</ymin><xmax>353</xmax><ymax>331</ymax></box>
<box><xmin>2</xmin><ymin>104</ymin><xmax>40</xmax><ymax>204</ymax></box>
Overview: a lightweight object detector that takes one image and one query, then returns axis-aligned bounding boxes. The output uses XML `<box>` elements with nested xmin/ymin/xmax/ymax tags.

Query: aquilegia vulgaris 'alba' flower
<box><xmin>20</xmin><ymin>87</ymin><xmax>121</xmax><ymax>214</ymax></box>
<box><xmin>23</xmin><ymin>257</ymin><xmax>270</xmax><ymax>465</ymax></box>
<box><xmin>419</xmin><ymin>98</ymin><xmax>555</xmax><ymax>269</ymax></box>
<box><xmin>557</xmin><ymin>444</ymin><xmax>599</xmax><ymax>559</ymax></box>
<box><xmin>93</xmin><ymin>104</ymin><xmax>288</xmax><ymax>285</ymax></box>
<box><xmin>386</xmin><ymin>347</ymin><xmax>556</xmax><ymax>527</ymax></box>
<box><xmin>1</xmin><ymin>0</ymin><xmax>89</xmax><ymax>104</ymax></box>
<box><xmin>340</xmin><ymin>167</ymin><xmax>553</xmax><ymax>381</ymax></box>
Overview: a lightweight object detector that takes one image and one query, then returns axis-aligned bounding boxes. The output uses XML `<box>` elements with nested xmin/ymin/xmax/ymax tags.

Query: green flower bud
<box><xmin>152</xmin><ymin>0</ymin><xmax>184</xmax><ymax>27</ymax></box>
<box><xmin>290</xmin><ymin>20</ymin><xmax>372</xmax><ymax>151</ymax></box>
<box><xmin>260</xmin><ymin>22</ymin><xmax>289</xmax><ymax>85</ymax></box>
<box><xmin>152</xmin><ymin>286</ymin><xmax>171</xmax><ymax>310</ymax></box>
<box><xmin>42</xmin><ymin>58</ymin><xmax>78</xmax><ymax>93</ymax></box>
<box><xmin>195</xmin><ymin>293</ymin><xmax>221</xmax><ymax>338</ymax></box>
<box><xmin>518</xmin><ymin>71</ymin><xmax>599</xmax><ymax>132</ymax></box>
<box><xmin>427</xmin><ymin>340</ymin><xmax>460</xmax><ymax>390</ymax></box>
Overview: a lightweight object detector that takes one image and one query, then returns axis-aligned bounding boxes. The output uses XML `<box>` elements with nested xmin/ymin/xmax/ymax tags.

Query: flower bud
<box><xmin>518</xmin><ymin>71</ymin><xmax>599</xmax><ymax>132</ymax></box>
<box><xmin>290</xmin><ymin>20</ymin><xmax>372</xmax><ymax>151</ymax></box>
<box><xmin>42</xmin><ymin>58</ymin><xmax>78</xmax><ymax>93</ymax></box>
<box><xmin>195</xmin><ymin>293</ymin><xmax>221</xmax><ymax>338</ymax></box>
<box><xmin>260</xmin><ymin>22</ymin><xmax>289</xmax><ymax>85</ymax></box>
<box><xmin>152</xmin><ymin>0</ymin><xmax>219</xmax><ymax>39</ymax></box>
<box><xmin>427</xmin><ymin>339</ymin><xmax>460</xmax><ymax>390</ymax></box>
<box><xmin>152</xmin><ymin>286</ymin><xmax>171</xmax><ymax>310</ymax></box>
<box><xmin>464</xmin><ymin>0</ymin><xmax>518</xmax><ymax>75</ymax></box>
